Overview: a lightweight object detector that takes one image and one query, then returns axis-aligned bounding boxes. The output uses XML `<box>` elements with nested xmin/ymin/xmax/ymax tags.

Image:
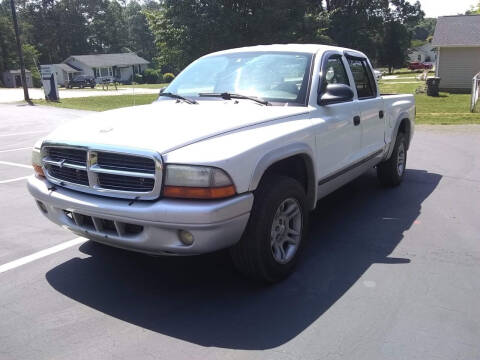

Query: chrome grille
<box><xmin>46</xmin><ymin>164</ymin><xmax>89</xmax><ymax>186</ymax></box>
<box><xmin>46</xmin><ymin>147</ymin><xmax>87</xmax><ymax>166</ymax></box>
<box><xmin>97</xmin><ymin>152</ymin><xmax>155</xmax><ymax>174</ymax></box>
<box><xmin>97</xmin><ymin>173</ymin><xmax>155</xmax><ymax>192</ymax></box>
<box><xmin>42</xmin><ymin>144</ymin><xmax>162</xmax><ymax>200</ymax></box>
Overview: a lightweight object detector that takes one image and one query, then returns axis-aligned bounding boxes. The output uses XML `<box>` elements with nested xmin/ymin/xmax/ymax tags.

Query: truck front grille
<box><xmin>97</xmin><ymin>152</ymin><xmax>155</xmax><ymax>174</ymax></box>
<box><xmin>42</xmin><ymin>145</ymin><xmax>162</xmax><ymax>200</ymax></box>
<box><xmin>46</xmin><ymin>147</ymin><xmax>87</xmax><ymax>166</ymax></box>
<box><xmin>97</xmin><ymin>173</ymin><xmax>155</xmax><ymax>192</ymax></box>
<box><xmin>47</xmin><ymin>164</ymin><xmax>89</xmax><ymax>186</ymax></box>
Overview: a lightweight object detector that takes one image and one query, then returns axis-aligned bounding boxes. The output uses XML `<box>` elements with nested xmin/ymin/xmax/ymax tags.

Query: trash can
<box><xmin>426</xmin><ymin>77</ymin><xmax>441</xmax><ymax>97</ymax></box>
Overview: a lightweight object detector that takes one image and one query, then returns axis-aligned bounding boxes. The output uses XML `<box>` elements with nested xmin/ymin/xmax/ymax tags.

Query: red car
<box><xmin>408</xmin><ymin>61</ymin><xmax>433</xmax><ymax>70</ymax></box>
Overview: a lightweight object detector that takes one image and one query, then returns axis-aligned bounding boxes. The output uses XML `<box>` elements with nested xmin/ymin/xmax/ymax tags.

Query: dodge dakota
<box><xmin>28</xmin><ymin>44</ymin><xmax>415</xmax><ymax>282</ymax></box>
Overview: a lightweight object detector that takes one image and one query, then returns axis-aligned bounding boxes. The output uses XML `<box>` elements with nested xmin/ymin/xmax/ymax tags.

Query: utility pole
<box><xmin>9</xmin><ymin>0</ymin><xmax>30</xmax><ymax>103</ymax></box>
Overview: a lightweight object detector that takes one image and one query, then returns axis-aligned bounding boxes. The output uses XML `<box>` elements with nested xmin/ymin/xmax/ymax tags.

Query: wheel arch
<box><xmin>386</xmin><ymin>116</ymin><xmax>412</xmax><ymax>160</ymax></box>
<box><xmin>249</xmin><ymin>143</ymin><xmax>317</xmax><ymax>210</ymax></box>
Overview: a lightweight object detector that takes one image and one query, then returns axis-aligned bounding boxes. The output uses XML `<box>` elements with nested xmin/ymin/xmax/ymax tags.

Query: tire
<box><xmin>230</xmin><ymin>176</ymin><xmax>309</xmax><ymax>283</ymax></box>
<box><xmin>377</xmin><ymin>132</ymin><xmax>407</xmax><ymax>187</ymax></box>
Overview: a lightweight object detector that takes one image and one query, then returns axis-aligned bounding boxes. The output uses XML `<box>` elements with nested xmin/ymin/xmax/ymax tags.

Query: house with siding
<box><xmin>432</xmin><ymin>15</ymin><xmax>480</xmax><ymax>92</ymax></box>
<box><xmin>1</xmin><ymin>69</ymin><xmax>33</xmax><ymax>88</ymax></box>
<box><xmin>408</xmin><ymin>42</ymin><xmax>436</xmax><ymax>63</ymax></box>
<box><xmin>56</xmin><ymin>53</ymin><xmax>149</xmax><ymax>85</ymax></box>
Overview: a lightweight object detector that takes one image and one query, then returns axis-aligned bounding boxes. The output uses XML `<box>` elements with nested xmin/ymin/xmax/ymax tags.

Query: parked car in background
<box><xmin>408</xmin><ymin>61</ymin><xmax>433</xmax><ymax>71</ymax></box>
<box><xmin>67</xmin><ymin>75</ymin><xmax>96</xmax><ymax>89</ymax></box>
<box><xmin>29</xmin><ymin>44</ymin><xmax>415</xmax><ymax>283</ymax></box>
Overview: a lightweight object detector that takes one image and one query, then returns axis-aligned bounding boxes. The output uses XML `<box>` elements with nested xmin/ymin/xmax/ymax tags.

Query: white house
<box><xmin>408</xmin><ymin>42</ymin><xmax>436</xmax><ymax>63</ymax></box>
<box><xmin>432</xmin><ymin>15</ymin><xmax>480</xmax><ymax>92</ymax></box>
<box><xmin>51</xmin><ymin>63</ymin><xmax>81</xmax><ymax>86</ymax></box>
<box><xmin>52</xmin><ymin>53</ymin><xmax>149</xmax><ymax>85</ymax></box>
<box><xmin>1</xmin><ymin>69</ymin><xmax>33</xmax><ymax>88</ymax></box>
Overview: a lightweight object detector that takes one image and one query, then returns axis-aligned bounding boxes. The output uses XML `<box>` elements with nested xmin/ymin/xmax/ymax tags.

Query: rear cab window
<box><xmin>347</xmin><ymin>58</ymin><xmax>377</xmax><ymax>99</ymax></box>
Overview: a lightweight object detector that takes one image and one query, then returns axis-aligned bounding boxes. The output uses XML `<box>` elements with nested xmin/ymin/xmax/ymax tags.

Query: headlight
<box><xmin>32</xmin><ymin>140</ymin><xmax>45</xmax><ymax>177</ymax></box>
<box><xmin>163</xmin><ymin>165</ymin><xmax>236</xmax><ymax>199</ymax></box>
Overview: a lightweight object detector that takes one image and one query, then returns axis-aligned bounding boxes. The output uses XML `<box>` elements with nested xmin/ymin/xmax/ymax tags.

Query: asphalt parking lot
<box><xmin>0</xmin><ymin>103</ymin><xmax>479</xmax><ymax>360</ymax></box>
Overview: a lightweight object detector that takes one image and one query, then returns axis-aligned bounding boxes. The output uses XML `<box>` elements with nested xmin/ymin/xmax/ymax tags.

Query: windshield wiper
<box><xmin>159</xmin><ymin>92</ymin><xmax>197</xmax><ymax>104</ymax></box>
<box><xmin>198</xmin><ymin>92</ymin><xmax>270</xmax><ymax>106</ymax></box>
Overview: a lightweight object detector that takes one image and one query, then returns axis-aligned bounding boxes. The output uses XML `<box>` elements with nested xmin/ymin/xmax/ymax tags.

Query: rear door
<box><xmin>346</xmin><ymin>57</ymin><xmax>385</xmax><ymax>158</ymax></box>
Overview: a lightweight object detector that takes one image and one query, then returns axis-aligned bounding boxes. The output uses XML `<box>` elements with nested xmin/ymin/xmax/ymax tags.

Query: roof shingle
<box><xmin>65</xmin><ymin>53</ymin><xmax>149</xmax><ymax>67</ymax></box>
<box><xmin>432</xmin><ymin>15</ymin><xmax>480</xmax><ymax>47</ymax></box>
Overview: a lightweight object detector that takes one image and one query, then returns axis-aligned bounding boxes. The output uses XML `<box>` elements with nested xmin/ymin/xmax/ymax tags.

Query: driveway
<box><xmin>0</xmin><ymin>87</ymin><xmax>160</xmax><ymax>103</ymax></box>
<box><xmin>0</xmin><ymin>103</ymin><xmax>479</xmax><ymax>360</ymax></box>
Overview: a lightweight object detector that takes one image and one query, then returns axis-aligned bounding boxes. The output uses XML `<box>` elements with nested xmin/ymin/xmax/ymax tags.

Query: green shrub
<box><xmin>143</xmin><ymin>68</ymin><xmax>162</xmax><ymax>84</ymax></box>
<box><xmin>133</xmin><ymin>73</ymin><xmax>144</xmax><ymax>84</ymax></box>
<box><xmin>163</xmin><ymin>73</ymin><xmax>175</xmax><ymax>83</ymax></box>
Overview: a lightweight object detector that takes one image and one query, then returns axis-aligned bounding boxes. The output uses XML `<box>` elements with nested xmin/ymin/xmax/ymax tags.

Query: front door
<box><xmin>14</xmin><ymin>75</ymin><xmax>21</xmax><ymax>87</ymax></box>
<box><xmin>311</xmin><ymin>53</ymin><xmax>362</xmax><ymax>182</ymax></box>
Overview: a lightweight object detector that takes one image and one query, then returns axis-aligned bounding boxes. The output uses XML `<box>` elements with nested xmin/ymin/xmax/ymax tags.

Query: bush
<box><xmin>31</xmin><ymin>69</ymin><xmax>42</xmax><ymax>88</ymax></box>
<box><xmin>143</xmin><ymin>68</ymin><xmax>162</xmax><ymax>84</ymax></box>
<box><xmin>133</xmin><ymin>73</ymin><xmax>144</xmax><ymax>84</ymax></box>
<box><xmin>163</xmin><ymin>73</ymin><xmax>175</xmax><ymax>83</ymax></box>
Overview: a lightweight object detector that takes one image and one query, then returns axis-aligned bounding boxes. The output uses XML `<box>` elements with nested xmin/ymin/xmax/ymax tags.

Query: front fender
<box><xmin>249</xmin><ymin>142</ymin><xmax>317</xmax><ymax>209</ymax></box>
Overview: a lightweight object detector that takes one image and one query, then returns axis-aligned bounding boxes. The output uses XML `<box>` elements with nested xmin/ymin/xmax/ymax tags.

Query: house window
<box><xmin>133</xmin><ymin>65</ymin><xmax>141</xmax><ymax>74</ymax></box>
<box><xmin>99</xmin><ymin>68</ymin><xmax>109</xmax><ymax>77</ymax></box>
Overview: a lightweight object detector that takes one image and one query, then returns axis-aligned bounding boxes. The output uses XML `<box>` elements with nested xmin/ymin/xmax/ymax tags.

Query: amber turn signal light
<box><xmin>33</xmin><ymin>164</ymin><xmax>45</xmax><ymax>177</ymax></box>
<box><xmin>164</xmin><ymin>185</ymin><xmax>236</xmax><ymax>199</ymax></box>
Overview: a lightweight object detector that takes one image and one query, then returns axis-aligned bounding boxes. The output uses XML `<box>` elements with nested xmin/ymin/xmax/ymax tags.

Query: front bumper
<box><xmin>27</xmin><ymin>176</ymin><xmax>253</xmax><ymax>255</ymax></box>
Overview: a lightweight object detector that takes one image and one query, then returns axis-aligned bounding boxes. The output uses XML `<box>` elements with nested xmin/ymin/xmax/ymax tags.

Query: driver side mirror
<box><xmin>159</xmin><ymin>87</ymin><xmax>166</xmax><ymax>94</ymax></box>
<box><xmin>318</xmin><ymin>84</ymin><xmax>354</xmax><ymax>106</ymax></box>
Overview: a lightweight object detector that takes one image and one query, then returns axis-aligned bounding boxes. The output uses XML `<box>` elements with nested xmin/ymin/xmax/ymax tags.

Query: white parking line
<box><xmin>0</xmin><ymin>130</ymin><xmax>45</xmax><ymax>138</ymax></box>
<box><xmin>0</xmin><ymin>147</ymin><xmax>31</xmax><ymax>153</ymax></box>
<box><xmin>0</xmin><ymin>237</ymin><xmax>87</xmax><ymax>274</ymax></box>
<box><xmin>0</xmin><ymin>176</ymin><xmax>30</xmax><ymax>184</ymax></box>
<box><xmin>0</xmin><ymin>160</ymin><xmax>32</xmax><ymax>169</ymax></box>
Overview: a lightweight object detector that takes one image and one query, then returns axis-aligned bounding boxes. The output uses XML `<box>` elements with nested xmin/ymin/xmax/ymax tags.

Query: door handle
<box><xmin>379</xmin><ymin>110</ymin><xmax>384</xmax><ymax>119</ymax></box>
<box><xmin>353</xmin><ymin>116</ymin><xmax>361</xmax><ymax>126</ymax></box>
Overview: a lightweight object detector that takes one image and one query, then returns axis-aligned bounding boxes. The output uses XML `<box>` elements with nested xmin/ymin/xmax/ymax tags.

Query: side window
<box><xmin>324</xmin><ymin>56</ymin><xmax>350</xmax><ymax>88</ymax></box>
<box><xmin>347</xmin><ymin>58</ymin><xmax>376</xmax><ymax>99</ymax></box>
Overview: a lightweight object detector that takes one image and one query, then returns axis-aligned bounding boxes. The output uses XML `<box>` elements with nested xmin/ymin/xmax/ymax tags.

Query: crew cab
<box><xmin>28</xmin><ymin>44</ymin><xmax>415</xmax><ymax>282</ymax></box>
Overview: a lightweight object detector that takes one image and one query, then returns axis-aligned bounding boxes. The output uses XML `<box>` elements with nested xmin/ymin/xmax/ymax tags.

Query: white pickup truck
<box><xmin>28</xmin><ymin>44</ymin><xmax>414</xmax><ymax>282</ymax></box>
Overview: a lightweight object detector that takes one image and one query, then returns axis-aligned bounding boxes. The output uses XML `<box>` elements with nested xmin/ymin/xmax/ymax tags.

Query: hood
<box><xmin>44</xmin><ymin>101</ymin><xmax>308</xmax><ymax>154</ymax></box>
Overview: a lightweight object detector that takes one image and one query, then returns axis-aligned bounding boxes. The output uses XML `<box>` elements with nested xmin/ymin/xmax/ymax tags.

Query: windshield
<box><xmin>164</xmin><ymin>52</ymin><xmax>313</xmax><ymax>105</ymax></box>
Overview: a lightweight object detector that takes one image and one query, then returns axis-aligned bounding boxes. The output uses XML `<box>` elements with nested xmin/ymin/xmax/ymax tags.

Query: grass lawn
<box><xmin>33</xmin><ymin>94</ymin><xmax>158</xmax><ymax>112</ymax></box>
<box><xmin>378</xmin><ymin>79</ymin><xmax>480</xmax><ymax>124</ymax></box>
<box><xmin>117</xmin><ymin>83</ymin><xmax>168</xmax><ymax>89</ymax></box>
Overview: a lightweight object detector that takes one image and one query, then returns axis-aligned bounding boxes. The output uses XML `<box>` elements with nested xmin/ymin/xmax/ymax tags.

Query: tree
<box><xmin>409</xmin><ymin>18</ymin><xmax>436</xmax><ymax>43</ymax></box>
<box><xmin>466</xmin><ymin>1</ymin><xmax>480</xmax><ymax>14</ymax></box>
<box><xmin>0</xmin><ymin>1</ymin><xmax>17</xmax><ymax>73</ymax></box>
<box><xmin>125</xmin><ymin>1</ymin><xmax>156</xmax><ymax>60</ymax></box>
<box><xmin>379</xmin><ymin>20</ymin><xmax>411</xmax><ymax>73</ymax></box>
<box><xmin>146</xmin><ymin>0</ymin><xmax>333</xmax><ymax>73</ymax></box>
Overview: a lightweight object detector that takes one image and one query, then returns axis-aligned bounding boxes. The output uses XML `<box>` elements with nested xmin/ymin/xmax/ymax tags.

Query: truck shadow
<box><xmin>45</xmin><ymin>168</ymin><xmax>441</xmax><ymax>350</ymax></box>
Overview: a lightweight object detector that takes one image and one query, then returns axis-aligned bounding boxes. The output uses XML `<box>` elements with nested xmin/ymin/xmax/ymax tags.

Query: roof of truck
<box><xmin>206</xmin><ymin>44</ymin><xmax>366</xmax><ymax>58</ymax></box>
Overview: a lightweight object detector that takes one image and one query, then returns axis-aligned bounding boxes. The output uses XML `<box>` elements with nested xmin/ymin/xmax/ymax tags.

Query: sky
<box><xmin>419</xmin><ymin>0</ymin><xmax>478</xmax><ymax>17</ymax></box>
